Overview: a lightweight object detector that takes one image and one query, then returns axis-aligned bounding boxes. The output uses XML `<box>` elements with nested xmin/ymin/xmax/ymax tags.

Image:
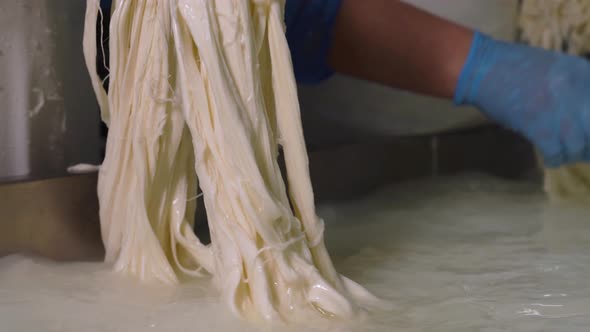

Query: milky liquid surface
<box><xmin>2</xmin><ymin>174</ymin><xmax>590</xmax><ymax>331</ymax></box>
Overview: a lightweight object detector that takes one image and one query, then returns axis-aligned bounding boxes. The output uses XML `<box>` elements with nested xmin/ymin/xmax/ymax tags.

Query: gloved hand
<box><xmin>284</xmin><ymin>0</ymin><xmax>342</xmax><ymax>84</ymax></box>
<box><xmin>455</xmin><ymin>32</ymin><xmax>590</xmax><ymax>168</ymax></box>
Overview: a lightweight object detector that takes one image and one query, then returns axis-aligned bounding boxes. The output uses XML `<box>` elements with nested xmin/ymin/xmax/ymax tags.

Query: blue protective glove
<box><xmin>455</xmin><ymin>32</ymin><xmax>590</xmax><ymax>168</ymax></box>
<box><xmin>284</xmin><ymin>0</ymin><xmax>342</xmax><ymax>84</ymax></box>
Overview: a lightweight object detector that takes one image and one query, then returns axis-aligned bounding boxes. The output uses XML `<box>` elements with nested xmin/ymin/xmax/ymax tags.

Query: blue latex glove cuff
<box><xmin>285</xmin><ymin>0</ymin><xmax>343</xmax><ymax>84</ymax></box>
<box><xmin>453</xmin><ymin>32</ymin><xmax>490</xmax><ymax>106</ymax></box>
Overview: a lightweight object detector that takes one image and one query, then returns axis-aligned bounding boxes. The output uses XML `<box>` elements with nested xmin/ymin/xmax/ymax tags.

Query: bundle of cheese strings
<box><xmin>519</xmin><ymin>0</ymin><xmax>590</xmax><ymax>200</ymax></box>
<box><xmin>82</xmin><ymin>0</ymin><xmax>386</xmax><ymax>324</ymax></box>
<box><xmin>519</xmin><ymin>0</ymin><xmax>590</xmax><ymax>55</ymax></box>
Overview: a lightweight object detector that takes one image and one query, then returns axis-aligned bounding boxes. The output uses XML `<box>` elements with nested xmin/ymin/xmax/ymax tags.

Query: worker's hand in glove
<box><xmin>454</xmin><ymin>32</ymin><xmax>590</xmax><ymax>168</ymax></box>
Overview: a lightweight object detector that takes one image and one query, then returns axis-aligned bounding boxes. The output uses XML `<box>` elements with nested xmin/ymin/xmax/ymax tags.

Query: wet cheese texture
<box><xmin>82</xmin><ymin>0</ymin><xmax>385</xmax><ymax>324</ymax></box>
<box><xmin>519</xmin><ymin>0</ymin><xmax>590</xmax><ymax>55</ymax></box>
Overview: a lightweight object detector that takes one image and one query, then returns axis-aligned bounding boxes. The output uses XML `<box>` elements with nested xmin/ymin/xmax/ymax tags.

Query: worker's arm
<box><xmin>328</xmin><ymin>0</ymin><xmax>471</xmax><ymax>99</ymax></box>
<box><xmin>285</xmin><ymin>0</ymin><xmax>471</xmax><ymax>97</ymax></box>
<box><xmin>285</xmin><ymin>0</ymin><xmax>590</xmax><ymax>167</ymax></box>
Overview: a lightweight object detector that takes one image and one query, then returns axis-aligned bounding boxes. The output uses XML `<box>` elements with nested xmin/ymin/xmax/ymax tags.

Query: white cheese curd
<box><xmin>82</xmin><ymin>0</ymin><xmax>386</xmax><ymax>325</ymax></box>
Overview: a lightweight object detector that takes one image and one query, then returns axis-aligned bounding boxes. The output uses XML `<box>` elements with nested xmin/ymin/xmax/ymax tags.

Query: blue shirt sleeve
<box><xmin>100</xmin><ymin>0</ymin><xmax>111</xmax><ymax>11</ymax></box>
<box><xmin>285</xmin><ymin>0</ymin><xmax>343</xmax><ymax>84</ymax></box>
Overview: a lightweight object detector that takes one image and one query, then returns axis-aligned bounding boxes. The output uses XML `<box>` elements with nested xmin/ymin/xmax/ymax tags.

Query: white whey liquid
<box><xmin>2</xmin><ymin>174</ymin><xmax>590</xmax><ymax>331</ymax></box>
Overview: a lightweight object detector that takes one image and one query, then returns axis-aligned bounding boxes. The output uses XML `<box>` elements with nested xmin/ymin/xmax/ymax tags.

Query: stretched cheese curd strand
<box><xmin>83</xmin><ymin>0</ymin><xmax>213</xmax><ymax>284</ymax></box>
<box><xmin>173</xmin><ymin>0</ymin><xmax>386</xmax><ymax>322</ymax></box>
<box><xmin>518</xmin><ymin>0</ymin><xmax>590</xmax><ymax>200</ymax></box>
<box><xmin>520</xmin><ymin>0</ymin><xmax>590</xmax><ymax>55</ymax></box>
<box><xmin>83</xmin><ymin>0</ymin><xmax>388</xmax><ymax>324</ymax></box>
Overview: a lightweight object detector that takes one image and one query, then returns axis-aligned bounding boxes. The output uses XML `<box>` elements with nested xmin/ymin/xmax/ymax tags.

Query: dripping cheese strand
<box><xmin>83</xmin><ymin>0</ymin><xmax>388</xmax><ymax>324</ymax></box>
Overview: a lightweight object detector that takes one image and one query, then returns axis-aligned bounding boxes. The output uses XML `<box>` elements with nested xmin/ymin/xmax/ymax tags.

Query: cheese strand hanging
<box><xmin>83</xmin><ymin>0</ymin><xmax>387</xmax><ymax>324</ymax></box>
